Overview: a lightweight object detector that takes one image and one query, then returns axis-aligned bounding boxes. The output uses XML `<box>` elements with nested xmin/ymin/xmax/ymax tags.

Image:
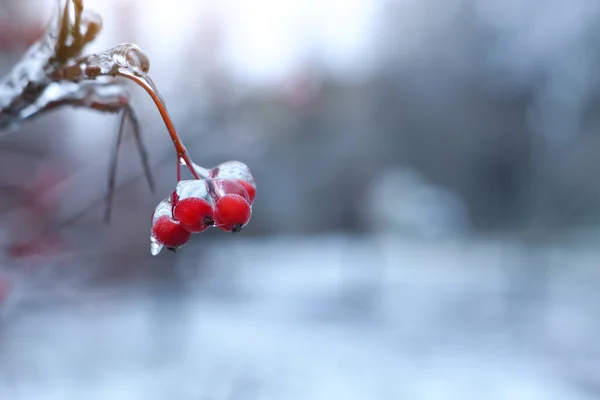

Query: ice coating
<box><xmin>149</xmin><ymin>198</ymin><xmax>172</xmax><ymax>255</ymax></box>
<box><xmin>151</xmin><ymin>197</ymin><xmax>172</xmax><ymax>224</ymax></box>
<box><xmin>53</xmin><ymin>43</ymin><xmax>150</xmax><ymax>80</ymax></box>
<box><xmin>80</xmin><ymin>10</ymin><xmax>103</xmax><ymax>44</ymax></box>
<box><xmin>179</xmin><ymin>158</ymin><xmax>212</xmax><ymax>179</ymax></box>
<box><xmin>150</xmin><ymin>236</ymin><xmax>163</xmax><ymax>256</ymax></box>
<box><xmin>208</xmin><ymin>178</ymin><xmax>252</xmax><ymax>204</ymax></box>
<box><xmin>211</xmin><ymin>161</ymin><xmax>256</xmax><ymax>186</ymax></box>
<box><xmin>174</xmin><ymin>180</ymin><xmax>213</xmax><ymax>203</ymax></box>
<box><xmin>150</xmin><ymin>177</ymin><xmax>254</xmax><ymax>255</ymax></box>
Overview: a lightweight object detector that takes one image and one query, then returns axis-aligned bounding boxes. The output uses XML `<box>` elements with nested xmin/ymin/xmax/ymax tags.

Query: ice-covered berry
<box><xmin>236</xmin><ymin>179</ymin><xmax>256</xmax><ymax>204</ymax></box>
<box><xmin>172</xmin><ymin>180</ymin><xmax>215</xmax><ymax>232</ymax></box>
<box><xmin>152</xmin><ymin>215</ymin><xmax>191</xmax><ymax>249</ymax></box>
<box><xmin>213</xmin><ymin>194</ymin><xmax>252</xmax><ymax>232</ymax></box>
<box><xmin>211</xmin><ymin>161</ymin><xmax>256</xmax><ymax>204</ymax></box>
<box><xmin>210</xmin><ymin>178</ymin><xmax>251</xmax><ymax>203</ymax></box>
<box><xmin>173</xmin><ymin>197</ymin><xmax>214</xmax><ymax>232</ymax></box>
<box><xmin>151</xmin><ymin>199</ymin><xmax>191</xmax><ymax>255</ymax></box>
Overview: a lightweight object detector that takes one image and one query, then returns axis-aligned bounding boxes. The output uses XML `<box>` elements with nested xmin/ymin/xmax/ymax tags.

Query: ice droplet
<box><xmin>150</xmin><ymin>236</ymin><xmax>163</xmax><ymax>256</ymax></box>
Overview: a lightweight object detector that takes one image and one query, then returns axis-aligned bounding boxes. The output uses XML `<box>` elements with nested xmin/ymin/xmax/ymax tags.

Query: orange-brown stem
<box><xmin>116</xmin><ymin>70</ymin><xmax>200</xmax><ymax>180</ymax></box>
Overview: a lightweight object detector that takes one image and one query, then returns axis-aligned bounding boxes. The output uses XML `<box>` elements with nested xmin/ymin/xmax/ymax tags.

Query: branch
<box><xmin>0</xmin><ymin>0</ymin><xmax>156</xmax><ymax>220</ymax></box>
<box><xmin>0</xmin><ymin>0</ymin><xmax>103</xmax><ymax>131</ymax></box>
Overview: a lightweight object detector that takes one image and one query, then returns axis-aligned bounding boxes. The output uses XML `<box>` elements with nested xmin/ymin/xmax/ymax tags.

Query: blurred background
<box><xmin>1</xmin><ymin>0</ymin><xmax>600</xmax><ymax>398</ymax></box>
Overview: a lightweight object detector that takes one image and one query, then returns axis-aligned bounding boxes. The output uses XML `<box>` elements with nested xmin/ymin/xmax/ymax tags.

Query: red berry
<box><xmin>210</xmin><ymin>178</ymin><xmax>251</xmax><ymax>202</ymax></box>
<box><xmin>152</xmin><ymin>215</ymin><xmax>192</xmax><ymax>248</ymax></box>
<box><xmin>211</xmin><ymin>161</ymin><xmax>256</xmax><ymax>204</ymax></box>
<box><xmin>237</xmin><ymin>179</ymin><xmax>256</xmax><ymax>204</ymax></box>
<box><xmin>214</xmin><ymin>194</ymin><xmax>252</xmax><ymax>232</ymax></box>
<box><xmin>173</xmin><ymin>197</ymin><xmax>214</xmax><ymax>233</ymax></box>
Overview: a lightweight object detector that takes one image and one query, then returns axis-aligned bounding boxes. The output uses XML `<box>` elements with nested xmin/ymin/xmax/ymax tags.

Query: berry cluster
<box><xmin>21</xmin><ymin>11</ymin><xmax>261</xmax><ymax>256</ymax></box>
<box><xmin>150</xmin><ymin>161</ymin><xmax>256</xmax><ymax>255</ymax></box>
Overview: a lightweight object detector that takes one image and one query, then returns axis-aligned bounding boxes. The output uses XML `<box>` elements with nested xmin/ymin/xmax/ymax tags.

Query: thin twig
<box><xmin>127</xmin><ymin>105</ymin><xmax>155</xmax><ymax>193</ymax></box>
<box><xmin>104</xmin><ymin>106</ymin><xmax>127</xmax><ymax>223</ymax></box>
<box><xmin>104</xmin><ymin>104</ymin><xmax>155</xmax><ymax>222</ymax></box>
<box><xmin>115</xmin><ymin>70</ymin><xmax>200</xmax><ymax>179</ymax></box>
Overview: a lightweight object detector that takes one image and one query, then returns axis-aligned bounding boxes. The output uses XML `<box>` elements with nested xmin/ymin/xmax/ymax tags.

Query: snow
<box><xmin>0</xmin><ymin>234</ymin><xmax>597</xmax><ymax>399</ymax></box>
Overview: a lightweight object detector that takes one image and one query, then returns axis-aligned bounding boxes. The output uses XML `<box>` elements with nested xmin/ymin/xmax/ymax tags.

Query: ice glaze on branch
<box><xmin>0</xmin><ymin>0</ymin><xmax>155</xmax><ymax>222</ymax></box>
<box><xmin>0</xmin><ymin>0</ymin><xmax>104</xmax><ymax>131</ymax></box>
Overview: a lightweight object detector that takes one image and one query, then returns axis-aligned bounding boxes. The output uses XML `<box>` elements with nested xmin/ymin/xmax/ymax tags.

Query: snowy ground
<box><xmin>0</xmin><ymin>234</ymin><xmax>599</xmax><ymax>400</ymax></box>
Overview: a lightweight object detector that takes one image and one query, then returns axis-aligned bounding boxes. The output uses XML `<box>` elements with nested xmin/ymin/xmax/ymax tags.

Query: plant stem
<box><xmin>116</xmin><ymin>70</ymin><xmax>200</xmax><ymax>180</ymax></box>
